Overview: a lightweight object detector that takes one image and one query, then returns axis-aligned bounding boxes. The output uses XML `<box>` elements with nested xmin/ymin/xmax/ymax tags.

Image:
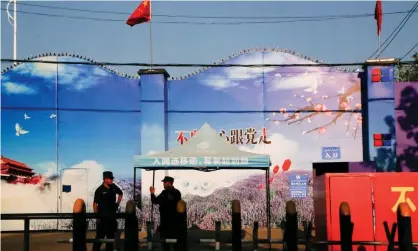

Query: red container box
<box><xmin>313</xmin><ymin>172</ymin><xmax>418</xmax><ymax>251</ymax></box>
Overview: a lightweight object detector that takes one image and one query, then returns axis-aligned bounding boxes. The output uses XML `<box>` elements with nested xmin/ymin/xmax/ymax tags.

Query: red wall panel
<box><xmin>329</xmin><ymin>176</ymin><xmax>375</xmax><ymax>251</ymax></box>
<box><xmin>313</xmin><ymin>172</ymin><xmax>418</xmax><ymax>251</ymax></box>
<box><xmin>373</xmin><ymin>173</ymin><xmax>418</xmax><ymax>251</ymax></box>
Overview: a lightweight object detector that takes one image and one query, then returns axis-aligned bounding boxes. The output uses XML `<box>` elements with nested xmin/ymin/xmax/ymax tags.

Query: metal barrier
<box><xmin>2</xmin><ymin>199</ymin><xmax>417</xmax><ymax>251</ymax></box>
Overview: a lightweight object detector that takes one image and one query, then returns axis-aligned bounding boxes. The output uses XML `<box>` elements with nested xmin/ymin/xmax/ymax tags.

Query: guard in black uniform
<box><xmin>93</xmin><ymin>171</ymin><xmax>123</xmax><ymax>251</ymax></box>
<box><xmin>150</xmin><ymin>176</ymin><xmax>182</xmax><ymax>251</ymax></box>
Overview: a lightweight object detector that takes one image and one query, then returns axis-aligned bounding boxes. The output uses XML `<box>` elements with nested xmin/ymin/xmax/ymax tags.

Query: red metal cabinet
<box><xmin>314</xmin><ymin>174</ymin><xmax>375</xmax><ymax>251</ymax></box>
<box><xmin>372</xmin><ymin>173</ymin><xmax>418</xmax><ymax>251</ymax></box>
<box><xmin>314</xmin><ymin>172</ymin><xmax>418</xmax><ymax>251</ymax></box>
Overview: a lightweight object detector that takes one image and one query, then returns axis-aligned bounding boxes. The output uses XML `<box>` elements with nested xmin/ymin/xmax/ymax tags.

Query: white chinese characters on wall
<box><xmin>152</xmin><ymin>157</ymin><xmax>249</xmax><ymax>166</ymax></box>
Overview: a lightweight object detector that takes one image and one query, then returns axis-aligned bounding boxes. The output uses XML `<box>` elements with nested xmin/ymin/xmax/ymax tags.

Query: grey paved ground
<box><xmin>2</xmin><ymin>228</ymin><xmax>304</xmax><ymax>251</ymax></box>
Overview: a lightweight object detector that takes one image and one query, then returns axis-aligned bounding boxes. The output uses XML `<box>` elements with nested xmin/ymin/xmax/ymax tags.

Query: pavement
<box><xmin>1</xmin><ymin>228</ymin><xmax>309</xmax><ymax>251</ymax></box>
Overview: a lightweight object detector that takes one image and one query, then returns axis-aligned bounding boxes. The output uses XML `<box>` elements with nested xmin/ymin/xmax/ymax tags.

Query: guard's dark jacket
<box><xmin>94</xmin><ymin>183</ymin><xmax>123</xmax><ymax>217</ymax></box>
<box><xmin>151</xmin><ymin>187</ymin><xmax>182</xmax><ymax>237</ymax></box>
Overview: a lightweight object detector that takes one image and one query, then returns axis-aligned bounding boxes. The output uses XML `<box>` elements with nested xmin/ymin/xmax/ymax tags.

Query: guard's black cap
<box><xmin>161</xmin><ymin>176</ymin><xmax>174</xmax><ymax>183</ymax></box>
<box><xmin>103</xmin><ymin>171</ymin><xmax>114</xmax><ymax>180</ymax></box>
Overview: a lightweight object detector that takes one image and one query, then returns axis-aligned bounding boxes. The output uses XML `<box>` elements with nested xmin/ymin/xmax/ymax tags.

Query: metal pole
<box><xmin>13</xmin><ymin>0</ymin><xmax>17</xmax><ymax>60</ymax></box>
<box><xmin>149</xmin><ymin>0</ymin><xmax>153</xmax><ymax>69</ymax></box>
<box><xmin>133</xmin><ymin>168</ymin><xmax>137</xmax><ymax>202</ymax></box>
<box><xmin>24</xmin><ymin>218</ymin><xmax>30</xmax><ymax>251</ymax></box>
<box><xmin>266</xmin><ymin>170</ymin><xmax>271</xmax><ymax>243</ymax></box>
<box><xmin>151</xmin><ymin>170</ymin><xmax>155</xmax><ymax>223</ymax></box>
<box><xmin>6</xmin><ymin>0</ymin><xmax>17</xmax><ymax>61</ymax></box>
<box><xmin>231</xmin><ymin>200</ymin><xmax>242</xmax><ymax>251</ymax></box>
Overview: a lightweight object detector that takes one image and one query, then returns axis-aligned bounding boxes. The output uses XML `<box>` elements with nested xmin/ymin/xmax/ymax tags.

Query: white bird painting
<box><xmin>15</xmin><ymin>123</ymin><xmax>29</xmax><ymax>136</ymax></box>
<box><xmin>50</xmin><ymin>114</ymin><xmax>57</xmax><ymax>119</ymax></box>
<box><xmin>24</xmin><ymin>113</ymin><xmax>31</xmax><ymax>120</ymax></box>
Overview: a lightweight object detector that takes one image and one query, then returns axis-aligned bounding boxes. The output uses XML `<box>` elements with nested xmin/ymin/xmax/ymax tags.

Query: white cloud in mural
<box><xmin>11</xmin><ymin>56</ymin><xmax>111</xmax><ymax>91</ymax></box>
<box><xmin>92</xmin><ymin>67</ymin><xmax>110</xmax><ymax>77</ymax></box>
<box><xmin>202</xmin><ymin>52</ymin><xmax>320</xmax><ymax>91</ymax></box>
<box><xmin>1</xmin><ymin>81</ymin><xmax>37</xmax><ymax>95</ymax></box>
<box><xmin>268</xmin><ymin>72</ymin><xmax>323</xmax><ymax>91</ymax></box>
<box><xmin>239</xmin><ymin>133</ymin><xmax>299</xmax><ymax>169</ymax></box>
<box><xmin>36</xmin><ymin>162</ymin><xmax>60</xmax><ymax>178</ymax></box>
<box><xmin>203</xmin><ymin>75</ymin><xmax>239</xmax><ymax>90</ymax></box>
<box><xmin>147</xmin><ymin>133</ymin><xmax>299</xmax><ymax>197</ymax></box>
<box><xmin>225</xmin><ymin>53</ymin><xmax>291</xmax><ymax>80</ymax></box>
<box><xmin>13</xmin><ymin>56</ymin><xmax>58</xmax><ymax>79</ymax></box>
<box><xmin>1</xmin><ymin>75</ymin><xmax>10</xmax><ymax>82</ymax></box>
<box><xmin>1</xmin><ymin>160</ymin><xmax>107</xmax><ymax>230</ymax></box>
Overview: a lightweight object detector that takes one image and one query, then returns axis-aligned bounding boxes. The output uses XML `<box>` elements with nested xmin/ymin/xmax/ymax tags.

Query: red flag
<box><xmin>374</xmin><ymin>0</ymin><xmax>383</xmax><ymax>36</ymax></box>
<box><xmin>126</xmin><ymin>0</ymin><xmax>151</xmax><ymax>27</ymax></box>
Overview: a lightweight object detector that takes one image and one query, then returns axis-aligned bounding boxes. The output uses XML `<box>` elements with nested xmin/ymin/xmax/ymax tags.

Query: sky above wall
<box><xmin>1</xmin><ymin>1</ymin><xmax>418</xmax><ymax>78</ymax></box>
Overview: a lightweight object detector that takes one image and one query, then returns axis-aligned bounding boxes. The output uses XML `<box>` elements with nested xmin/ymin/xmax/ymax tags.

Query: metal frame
<box><xmin>133</xmin><ymin>166</ymin><xmax>271</xmax><ymax>239</ymax></box>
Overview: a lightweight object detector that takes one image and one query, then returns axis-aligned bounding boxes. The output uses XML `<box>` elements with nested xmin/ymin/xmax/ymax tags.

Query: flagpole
<box><xmin>378</xmin><ymin>34</ymin><xmax>381</xmax><ymax>60</ymax></box>
<box><xmin>149</xmin><ymin>0</ymin><xmax>153</xmax><ymax>69</ymax></box>
<box><xmin>13</xmin><ymin>0</ymin><xmax>17</xmax><ymax>61</ymax></box>
<box><xmin>6</xmin><ymin>0</ymin><xmax>17</xmax><ymax>61</ymax></box>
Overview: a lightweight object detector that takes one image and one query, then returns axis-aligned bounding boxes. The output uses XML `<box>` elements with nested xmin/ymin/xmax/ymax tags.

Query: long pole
<box><xmin>378</xmin><ymin>34</ymin><xmax>381</xmax><ymax>60</ymax></box>
<box><xmin>6</xmin><ymin>0</ymin><xmax>17</xmax><ymax>60</ymax></box>
<box><xmin>13</xmin><ymin>0</ymin><xmax>17</xmax><ymax>60</ymax></box>
<box><xmin>149</xmin><ymin>0</ymin><xmax>153</xmax><ymax>69</ymax></box>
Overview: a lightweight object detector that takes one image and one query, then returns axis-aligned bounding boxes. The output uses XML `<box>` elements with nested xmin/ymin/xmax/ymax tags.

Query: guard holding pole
<box><xmin>150</xmin><ymin>176</ymin><xmax>182</xmax><ymax>251</ymax></box>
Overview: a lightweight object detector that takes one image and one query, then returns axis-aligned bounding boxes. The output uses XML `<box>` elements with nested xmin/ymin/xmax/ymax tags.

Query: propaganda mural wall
<box><xmin>1</xmin><ymin>56</ymin><xmax>141</xmax><ymax>230</ymax></box>
<box><xmin>1</xmin><ymin>49</ymin><xmax>415</xmax><ymax>231</ymax></box>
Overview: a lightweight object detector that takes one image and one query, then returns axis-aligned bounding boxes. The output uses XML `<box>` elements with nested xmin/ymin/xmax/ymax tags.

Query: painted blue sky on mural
<box><xmin>1</xmin><ymin>51</ymin><xmax>366</xmax><ymax>188</ymax></box>
<box><xmin>1</xmin><ymin>57</ymin><xmax>141</xmax><ymax>178</ymax></box>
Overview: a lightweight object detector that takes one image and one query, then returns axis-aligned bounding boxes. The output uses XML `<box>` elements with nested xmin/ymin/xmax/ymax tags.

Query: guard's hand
<box><xmin>150</xmin><ymin>186</ymin><xmax>155</xmax><ymax>194</ymax></box>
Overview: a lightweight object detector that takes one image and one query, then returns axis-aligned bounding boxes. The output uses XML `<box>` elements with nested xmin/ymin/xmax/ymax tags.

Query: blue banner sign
<box><xmin>134</xmin><ymin>155</ymin><xmax>271</xmax><ymax>169</ymax></box>
<box><xmin>321</xmin><ymin>147</ymin><xmax>341</xmax><ymax>160</ymax></box>
<box><xmin>289</xmin><ymin>174</ymin><xmax>308</xmax><ymax>198</ymax></box>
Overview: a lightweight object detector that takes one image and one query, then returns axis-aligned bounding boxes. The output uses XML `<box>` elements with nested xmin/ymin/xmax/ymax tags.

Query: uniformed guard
<box><xmin>150</xmin><ymin>176</ymin><xmax>182</xmax><ymax>251</ymax></box>
<box><xmin>92</xmin><ymin>171</ymin><xmax>123</xmax><ymax>251</ymax></box>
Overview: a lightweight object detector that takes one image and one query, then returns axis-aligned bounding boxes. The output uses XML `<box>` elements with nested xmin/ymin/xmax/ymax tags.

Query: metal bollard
<box><xmin>124</xmin><ymin>200</ymin><xmax>138</xmax><ymax>251</ymax></box>
<box><xmin>215</xmin><ymin>221</ymin><xmax>221</xmax><ymax>251</ymax></box>
<box><xmin>146</xmin><ymin>221</ymin><xmax>153</xmax><ymax>251</ymax></box>
<box><xmin>397</xmin><ymin>202</ymin><xmax>413</xmax><ymax>251</ymax></box>
<box><xmin>284</xmin><ymin>201</ymin><xmax>297</xmax><ymax>251</ymax></box>
<box><xmin>73</xmin><ymin>198</ymin><xmax>87</xmax><ymax>251</ymax></box>
<box><xmin>339</xmin><ymin>202</ymin><xmax>353</xmax><ymax>251</ymax></box>
<box><xmin>302</xmin><ymin>221</ymin><xmax>313</xmax><ymax>251</ymax></box>
<box><xmin>24</xmin><ymin>218</ymin><xmax>30</xmax><ymax>251</ymax></box>
<box><xmin>232</xmin><ymin>200</ymin><xmax>242</xmax><ymax>251</ymax></box>
<box><xmin>253</xmin><ymin>222</ymin><xmax>259</xmax><ymax>251</ymax></box>
<box><xmin>177</xmin><ymin>200</ymin><xmax>188</xmax><ymax>251</ymax></box>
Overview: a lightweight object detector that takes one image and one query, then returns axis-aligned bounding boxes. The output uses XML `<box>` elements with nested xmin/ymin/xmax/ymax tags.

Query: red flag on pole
<box><xmin>374</xmin><ymin>0</ymin><xmax>383</xmax><ymax>36</ymax></box>
<box><xmin>126</xmin><ymin>0</ymin><xmax>151</xmax><ymax>27</ymax></box>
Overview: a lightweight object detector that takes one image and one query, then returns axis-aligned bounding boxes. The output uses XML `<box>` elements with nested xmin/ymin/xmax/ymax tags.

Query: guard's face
<box><xmin>163</xmin><ymin>181</ymin><xmax>173</xmax><ymax>189</ymax></box>
<box><xmin>104</xmin><ymin>178</ymin><xmax>113</xmax><ymax>185</ymax></box>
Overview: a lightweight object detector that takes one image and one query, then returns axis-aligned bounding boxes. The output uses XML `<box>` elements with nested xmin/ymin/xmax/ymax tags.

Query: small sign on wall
<box><xmin>321</xmin><ymin>147</ymin><xmax>341</xmax><ymax>160</ymax></box>
<box><xmin>289</xmin><ymin>174</ymin><xmax>308</xmax><ymax>198</ymax></box>
<box><xmin>62</xmin><ymin>185</ymin><xmax>71</xmax><ymax>193</ymax></box>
